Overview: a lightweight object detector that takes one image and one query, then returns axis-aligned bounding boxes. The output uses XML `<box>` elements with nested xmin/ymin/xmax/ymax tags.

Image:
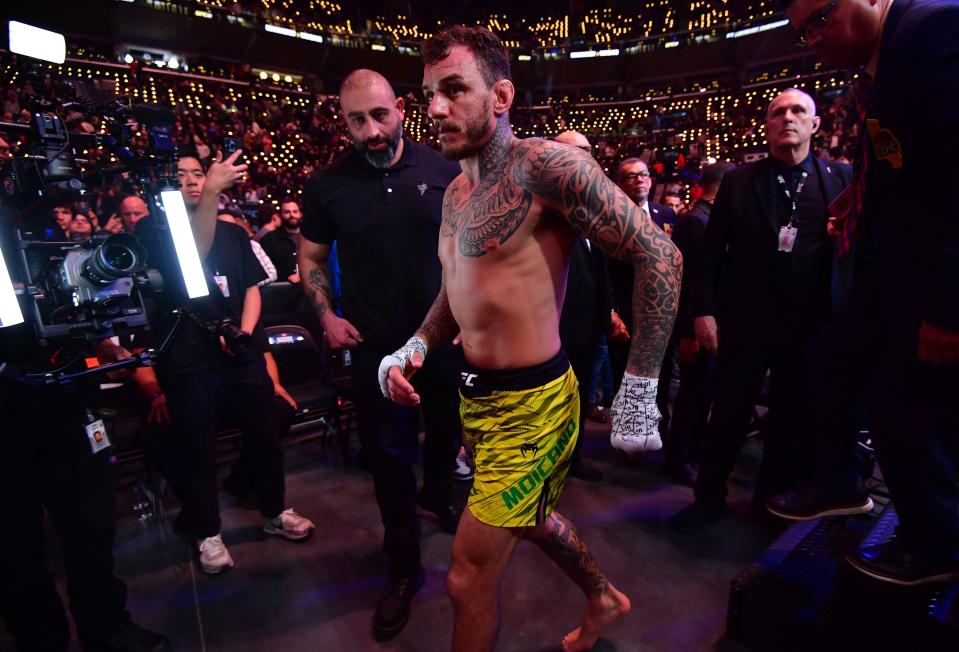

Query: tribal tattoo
<box><xmin>442</xmin><ymin>116</ymin><xmax>532</xmax><ymax>257</ymax></box>
<box><xmin>514</xmin><ymin>139</ymin><xmax>682</xmax><ymax>376</ymax></box>
<box><xmin>414</xmin><ymin>277</ymin><xmax>459</xmax><ymax>349</ymax></box>
<box><xmin>438</xmin><ymin>124</ymin><xmax>681</xmax><ymax>376</ymax></box>
<box><xmin>534</xmin><ymin>512</ymin><xmax>609</xmax><ymax>598</ymax></box>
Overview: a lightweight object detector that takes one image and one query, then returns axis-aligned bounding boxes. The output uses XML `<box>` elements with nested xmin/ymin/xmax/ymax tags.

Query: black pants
<box><xmin>666</xmin><ymin>350</ymin><xmax>714</xmax><ymax>471</ymax></box>
<box><xmin>694</xmin><ymin>325</ymin><xmax>819</xmax><ymax>506</ymax></box>
<box><xmin>808</xmin><ymin>271</ymin><xmax>959</xmax><ymax>550</ymax></box>
<box><xmin>351</xmin><ymin>343</ymin><xmax>462</xmax><ymax>581</ymax></box>
<box><xmin>159</xmin><ymin>353</ymin><xmax>284</xmax><ymax>539</ymax></box>
<box><xmin>0</xmin><ymin>398</ymin><xmax>129</xmax><ymax>651</ymax></box>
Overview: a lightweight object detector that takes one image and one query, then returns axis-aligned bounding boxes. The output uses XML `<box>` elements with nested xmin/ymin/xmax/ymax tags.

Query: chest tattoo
<box><xmin>442</xmin><ymin>165</ymin><xmax>533</xmax><ymax>258</ymax></box>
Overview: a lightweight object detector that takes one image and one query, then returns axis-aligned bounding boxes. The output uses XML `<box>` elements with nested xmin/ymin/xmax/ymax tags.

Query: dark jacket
<box><xmin>671</xmin><ymin>199</ymin><xmax>712</xmax><ymax>339</ymax></box>
<box><xmin>560</xmin><ymin>237</ymin><xmax>613</xmax><ymax>359</ymax></box>
<box><xmin>694</xmin><ymin>155</ymin><xmax>852</xmax><ymax>353</ymax></box>
<box><xmin>859</xmin><ymin>0</ymin><xmax>959</xmax><ymax>334</ymax></box>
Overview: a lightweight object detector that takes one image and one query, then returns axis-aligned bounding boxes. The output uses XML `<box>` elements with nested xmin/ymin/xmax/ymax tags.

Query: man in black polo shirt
<box><xmin>137</xmin><ymin>152</ymin><xmax>314</xmax><ymax>574</ymax></box>
<box><xmin>259</xmin><ymin>198</ymin><xmax>302</xmax><ymax>283</ymax></box>
<box><xmin>299</xmin><ymin>69</ymin><xmax>462</xmax><ymax>641</ymax></box>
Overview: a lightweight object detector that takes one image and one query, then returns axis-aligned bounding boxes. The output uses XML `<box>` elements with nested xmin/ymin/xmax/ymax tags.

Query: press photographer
<box><xmin>133</xmin><ymin>149</ymin><xmax>315</xmax><ymax>575</ymax></box>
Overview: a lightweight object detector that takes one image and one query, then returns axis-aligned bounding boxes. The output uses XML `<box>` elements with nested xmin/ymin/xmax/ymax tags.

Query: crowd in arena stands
<box><xmin>1</xmin><ymin>52</ymin><xmax>858</xmax><ymax>236</ymax></box>
<box><xmin>189</xmin><ymin>0</ymin><xmax>784</xmax><ymax>50</ymax></box>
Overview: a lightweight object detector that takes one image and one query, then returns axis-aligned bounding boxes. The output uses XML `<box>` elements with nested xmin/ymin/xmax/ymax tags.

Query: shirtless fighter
<box><xmin>380</xmin><ymin>26</ymin><xmax>682</xmax><ymax>652</ymax></box>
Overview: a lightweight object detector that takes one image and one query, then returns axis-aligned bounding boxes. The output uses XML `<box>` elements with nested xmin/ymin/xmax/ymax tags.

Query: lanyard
<box><xmin>775</xmin><ymin>170</ymin><xmax>808</xmax><ymax>227</ymax></box>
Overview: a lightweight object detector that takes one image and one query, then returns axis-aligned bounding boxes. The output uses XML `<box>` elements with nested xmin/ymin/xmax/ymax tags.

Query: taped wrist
<box><xmin>377</xmin><ymin>336</ymin><xmax>428</xmax><ymax>398</ymax></box>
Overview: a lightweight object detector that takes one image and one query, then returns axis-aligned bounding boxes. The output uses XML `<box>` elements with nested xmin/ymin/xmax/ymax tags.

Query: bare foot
<box><xmin>562</xmin><ymin>583</ymin><xmax>631</xmax><ymax>652</ymax></box>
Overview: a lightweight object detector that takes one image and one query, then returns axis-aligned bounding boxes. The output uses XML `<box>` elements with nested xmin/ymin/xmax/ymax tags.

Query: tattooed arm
<box><xmin>516</xmin><ymin>139</ymin><xmax>683</xmax><ymax>377</ymax></box>
<box><xmin>414</xmin><ymin>275</ymin><xmax>459</xmax><ymax>350</ymax></box>
<box><xmin>298</xmin><ymin>237</ymin><xmax>363</xmax><ymax>348</ymax></box>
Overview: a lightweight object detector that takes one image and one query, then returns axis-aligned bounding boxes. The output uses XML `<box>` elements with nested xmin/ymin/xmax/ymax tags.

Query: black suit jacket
<box><xmin>694</xmin><ymin>155</ymin><xmax>853</xmax><ymax>353</ymax></box>
<box><xmin>608</xmin><ymin>201</ymin><xmax>676</xmax><ymax>331</ymax></box>
<box><xmin>861</xmin><ymin>0</ymin><xmax>959</xmax><ymax>333</ymax></box>
<box><xmin>560</xmin><ymin>237</ymin><xmax>613</xmax><ymax>362</ymax></box>
<box><xmin>672</xmin><ymin>199</ymin><xmax>712</xmax><ymax>339</ymax></box>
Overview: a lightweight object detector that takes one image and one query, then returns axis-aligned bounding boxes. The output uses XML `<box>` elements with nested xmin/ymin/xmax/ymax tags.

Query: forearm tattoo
<box><xmin>537</xmin><ymin>512</ymin><xmax>609</xmax><ymax>598</ymax></box>
<box><xmin>516</xmin><ymin>140</ymin><xmax>682</xmax><ymax>377</ymax></box>
<box><xmin>305</xmin><ymin>266</ymin><xmax>333</xmax><ymax>319</ymax></box>
<box><xmin>415</xmin><ymin>281</ymin><xmax>458</xmax><ymax>348</ymax></box>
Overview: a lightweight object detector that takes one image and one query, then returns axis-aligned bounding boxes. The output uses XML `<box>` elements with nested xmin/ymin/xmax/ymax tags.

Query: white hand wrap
<box><xmin>609</xmin><ymin>373</ymin><xmax>662</xmax><ymax>453</ymax></box>
<box><xmin>377</xmin><ymin>336</ymin><xmax>428</xmax><ymax>398</ymax></box>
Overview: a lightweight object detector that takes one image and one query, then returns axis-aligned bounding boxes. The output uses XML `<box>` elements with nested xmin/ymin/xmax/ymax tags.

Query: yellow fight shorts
<box><xmin>459</xmin><ymin>351</ymin><xmax>579</xmax><ymax>528</ymax></box>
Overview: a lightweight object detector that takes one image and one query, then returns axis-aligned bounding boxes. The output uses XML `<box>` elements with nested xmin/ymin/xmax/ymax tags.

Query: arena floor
<box><xmin>8</xmin><ymin>420</ymin><xmax>777</xmax><ymax>652</ymax></box>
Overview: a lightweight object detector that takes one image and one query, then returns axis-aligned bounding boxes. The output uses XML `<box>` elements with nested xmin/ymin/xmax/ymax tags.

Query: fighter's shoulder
<box><xmin>510</xmin><ymin>137</ymin><xmax>593</xmax><ymax>181</ymax></box>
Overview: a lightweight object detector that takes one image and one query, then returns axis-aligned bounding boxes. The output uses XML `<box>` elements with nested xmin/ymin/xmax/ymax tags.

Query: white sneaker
<box><xmin>453</xmin><ymin>446</ymin><xmax>474</xmax><ymax>482</ymax></box>
<box><xmin>198</xmin><ymin>534</ymin><xmax>234</xmax><ymax>575</ymax></box>
<box><xmin>264</xmin><ymin>508</ymin><xmax>315</xmax><ymax>541</ymax></box>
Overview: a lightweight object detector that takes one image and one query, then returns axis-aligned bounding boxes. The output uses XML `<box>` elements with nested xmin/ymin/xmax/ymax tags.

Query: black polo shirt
<box><xmin>301</xmin><ymin>139</ymin><xmax>459</xmax><ymax>350</ymax></box>
<box><xmin>260</xmin><ymin>227</ymin><xmax>300</xmax><ymax>280</ymax></box>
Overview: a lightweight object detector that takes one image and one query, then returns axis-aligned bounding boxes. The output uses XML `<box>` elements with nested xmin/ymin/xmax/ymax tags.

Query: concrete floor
<box><xmin>2</xmin><ymin>420</ymin><xmax>780</xmax><ymax>652</ymax></box>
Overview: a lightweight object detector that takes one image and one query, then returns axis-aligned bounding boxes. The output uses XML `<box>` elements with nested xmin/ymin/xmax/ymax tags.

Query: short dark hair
<box><xmin>422</xmin><ymin>25</ymin><xmax>511</xmax><ymax>87</ymax></box>
<box><xmin>176</xmin><ymin>149</ymin><xmax>206</xmax><ymax>170</ymax></box>
<box><xmin>662</xmin><ymin>190</ymin><xmax>682</xmax><ymax>200</ymax></box>
<box><xmin>279</xmin><ymin>197</ymin><xmax>300</xmax><ymax>209</ymax></box>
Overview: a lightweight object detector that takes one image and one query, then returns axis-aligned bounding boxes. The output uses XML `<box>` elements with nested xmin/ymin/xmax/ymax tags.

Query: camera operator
<box><xmin>0</xmin><ymin>319</ymin><xmax>170</xmax><ymax>649</ymax></box>
<box><xmin>134</xmin><ymin>150</ymin><xmax>314</xmax><ymax>575</ymax></box>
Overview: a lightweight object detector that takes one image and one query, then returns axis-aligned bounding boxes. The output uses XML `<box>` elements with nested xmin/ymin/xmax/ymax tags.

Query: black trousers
<box><xmin>0</xmin><ymin>398</ymin><xmax>129</xmax><ymax>651</ymax></box>
<box><xmin>159</xmin><ymin>353</ymin><xmax>284</xmax><ymax>539</ymax></box>
<box><xmin>808</xmin><ymin>270</ymin><xmax>959</xmax><ymax>550</ymax></box>
<box><xmin>694</xmin><ymin>312</ymin><xmax>823</xmax><ymax>505</ymax></box>
<box><xmin>351</xmin><ymin>343</ymin><xmax>462</xmax><ymax>581</ymax></box>
<box><xmin>666</xmin><ymin>350</ymin><xmax>714</xmax><ymax>471</ymax></box>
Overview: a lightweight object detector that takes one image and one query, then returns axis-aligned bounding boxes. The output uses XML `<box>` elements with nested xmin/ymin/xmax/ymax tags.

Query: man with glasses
<box><xmin>770</xmin><ymin>0</ymin><xmax>959</xmax><ymax>586</ymax></box>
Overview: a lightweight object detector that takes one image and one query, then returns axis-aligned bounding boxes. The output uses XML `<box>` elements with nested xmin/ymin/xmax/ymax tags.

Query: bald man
<box><xmin>298</xmin><ymin>68</ymin><xmax>464</xmax><ymax>640</ymax></box>
<box><xmin>672</xmin><ymin>88</ymin><xmax>853</xmax><ymax>533</ymax></box>
<box><xmin>118</xmin><ymin>195</ymin><xmax>150</xmax><ymax>234</ymax></box>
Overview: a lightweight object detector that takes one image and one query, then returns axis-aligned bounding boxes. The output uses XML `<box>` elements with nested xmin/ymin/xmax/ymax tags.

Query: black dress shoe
<box><xmin>417</xmin><ymin>494</ymin><xmax>462</xmax><ymax>534</ymax></box>
<box><xmin>667</xmin><ymin>462</ymin><xmax>698</xmax><ymax>488</ymax></box>
<box><xmin>569</xmin><ymin>458</ymin><xmax>603</xmax><ymax>482</ymax></box>
<box><xmin>671</xmin><ymin>501</ymin><xmax>728</xmax><ymax>534</ymax></box>
<box><xmin>95</xmin><ymin>621</ymin><xmax>172</xmax><ymax>652</ymax></box>
<box><xmin>766</xmin><ymin>487</ymin><xmax>874</xmax><ymax>521</ymax></box>
<box><xmin>846</xmin><ymin>537</ymin><xmax>959</xmax><ymax>586</ymax></box>
<box><xmin>372</xmin><ymin>569</ymin><xmax>425</xmax><ymax>641</ymax></box>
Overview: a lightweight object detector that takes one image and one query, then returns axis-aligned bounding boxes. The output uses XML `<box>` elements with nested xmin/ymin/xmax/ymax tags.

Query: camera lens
<box><xmin>81</xmin><ymin>233</ymin><xmax>145</xmax><ymax>285</ymax></box>
<box><xmin>101</xmin><ymin>244</ymin><xmax>135</xmax><ymax>272</ymax></box>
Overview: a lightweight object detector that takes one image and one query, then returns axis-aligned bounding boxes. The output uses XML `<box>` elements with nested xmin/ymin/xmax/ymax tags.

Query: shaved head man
<box><xmin>118</xmin><ymin>195</ymin><xmax>150</xmax><ymax>234</ymax></box>
<box><xmin>765</xmin><ymin>88</ymin><xmax>820</xmax><ymax>166</ymax></box>
<box><xmin>339</xmin><ymin>69</ymin><xmax>405</xmax><ymax>169</ymax></box>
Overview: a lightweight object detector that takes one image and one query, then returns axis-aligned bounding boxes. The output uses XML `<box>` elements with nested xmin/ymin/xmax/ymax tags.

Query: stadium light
<box><xmin>8</xmin><ymin>21</ymin><xmax>66</xmax><ymax>64</ymax></box>
<box><xmin>159</xmin><ymin>190</ymin><xmax>209</xmax><ymax>299</ymax></box>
